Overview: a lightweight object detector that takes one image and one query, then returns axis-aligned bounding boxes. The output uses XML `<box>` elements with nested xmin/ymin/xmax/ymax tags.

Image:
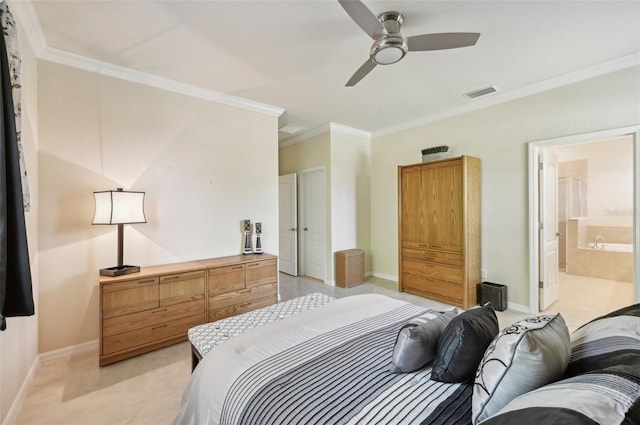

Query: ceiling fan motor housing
<box><xmin>371</xmin><ymin>11</ymin><xmax>407</xmax><ymax>65</ymax></box>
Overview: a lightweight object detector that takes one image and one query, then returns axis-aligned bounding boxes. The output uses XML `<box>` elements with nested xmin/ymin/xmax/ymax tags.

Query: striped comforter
<box><xmin>174</xmin><ymin>294</ymin><xmax>471</xmax><ymax>425</ymax></box>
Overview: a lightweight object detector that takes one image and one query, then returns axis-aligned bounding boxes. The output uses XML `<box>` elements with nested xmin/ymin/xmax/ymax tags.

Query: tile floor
<box><xmin>543</xmin><ymin>272</ymin><xmax>634</xmax><ymax>331</ymax></box>
<box><xmin>12</xmin><ymin>273</ymin><xmax>632</xmax><ymax>424</ymax></box>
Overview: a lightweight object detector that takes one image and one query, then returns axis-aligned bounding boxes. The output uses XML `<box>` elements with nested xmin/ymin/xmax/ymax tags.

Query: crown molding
<box><xmin>40</xmin><ymin>47</ymin><xmax>285</xmax><ymax>117</ymax></box>
<box><xmin>329</xmin><ymin>123</ymin><xmax>371</xmax><ymax>139</ymax></box>
<box><xmin>279</xmin><ymin>123</ymin><xmax>331</xmax><ymax>148</ymax></box>
<box><xmin>278</xmin><ymin>122</ymin><xmax>371</xmax><ymax>148</ymax></box>
<box><xmin>373</xmin><ymin>52</ymin><xmax>640</xmax><ymax>139</ymax></box>
<box><xmin>10</xmin><ymin>0</ymin><xmax>638</xmax><ymax>139</ymax></box>
<box><xmin>8</xmin><ymin>0</ymin><xmax>284</xmax><ymax>118</ymax></box>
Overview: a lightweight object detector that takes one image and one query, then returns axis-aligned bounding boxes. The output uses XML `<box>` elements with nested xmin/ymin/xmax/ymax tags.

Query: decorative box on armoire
<box><xmin>398</xmin><ymin>155</ymin><xmax>481</xmax><ymax>309</ymax></box>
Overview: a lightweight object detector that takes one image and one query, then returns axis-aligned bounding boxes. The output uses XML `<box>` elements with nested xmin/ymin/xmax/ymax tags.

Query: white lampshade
<box><xmin>92</xmin><ymin>189</ymin><xmax>146</xmax><ymax>225</ymax></box>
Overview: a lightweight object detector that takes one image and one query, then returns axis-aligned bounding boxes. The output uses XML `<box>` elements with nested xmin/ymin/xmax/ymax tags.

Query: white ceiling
<box><xmin>27</xmin><ymin>0</ymin><xmax>640</xmax><ymax>142</ymax></box>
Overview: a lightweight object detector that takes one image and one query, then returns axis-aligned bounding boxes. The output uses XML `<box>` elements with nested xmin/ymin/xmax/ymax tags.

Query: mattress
<box><xmin>175</xmin><ymin>294</ymin><xmax>471</xmax><ymax>425</ymax></box>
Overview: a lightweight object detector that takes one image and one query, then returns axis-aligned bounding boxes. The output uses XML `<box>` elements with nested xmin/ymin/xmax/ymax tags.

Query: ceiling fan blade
<box><xmin>406</xmin><ymin>32</ymin><xmax>480</xmax><ymax>51</ymax></box>
<box><xmin>346</xmin><ymin>59</ymin><xmax>377</xmax><ymax>87</ymax></box>
<box><xmin>338</xmin><ymin>0</ymin><xmax>385</xmax><ymax>39</ymax></box>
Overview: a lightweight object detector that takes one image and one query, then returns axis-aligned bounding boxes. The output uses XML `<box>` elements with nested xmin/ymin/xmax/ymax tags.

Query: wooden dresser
<box><xmin>398</xmin><ymin>156</ymin><xmax>481</xmax><ymax>309</ymax></box>
<box><xmin>99</xmin><ymin>254</ymin><xmax>277</xmax><ymax>366</ymax></box>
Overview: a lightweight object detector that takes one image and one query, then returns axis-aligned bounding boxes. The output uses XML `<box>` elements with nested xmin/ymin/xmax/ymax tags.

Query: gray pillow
<box><xmin>472</xmin><ymin>313</ymin><xmax>570</xmax><ymax>424</ymax></box>
<box><xmin>390</xmin><ymin>308</ymin><xmax>458</xmax><ymax>373</ymax></box>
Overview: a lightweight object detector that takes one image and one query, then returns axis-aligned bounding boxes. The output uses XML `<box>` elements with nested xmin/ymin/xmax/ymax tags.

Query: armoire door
<box><xmin>400</xmin><ymin>166</ymin><xmax>429</xmax><ymax>248</ymax></box>
<box><xmin>427</xmin><ymin>162</ymin><xmax>463</xmax><ymax>252</ymax></box>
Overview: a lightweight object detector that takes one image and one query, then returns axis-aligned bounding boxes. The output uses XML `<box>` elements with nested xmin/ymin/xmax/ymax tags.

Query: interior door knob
<box><xmin>304</xmin><ymin>227</ymin><xmax>308</xmax><ymax>231</ymax></box>
<box><xmin>289</xmin><ymin>227</ymin><xmax>297</xmax><ymax>231</ymax></box>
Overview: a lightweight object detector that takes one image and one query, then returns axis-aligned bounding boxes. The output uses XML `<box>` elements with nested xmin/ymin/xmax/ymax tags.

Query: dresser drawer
<box><xmin>402</xmin><ymin>272</ymin><xmax>463</xmax><ymax>305</ymax></box>
<box><xmin>207</xmin><ymin>264</ymin><xmax>246</xmax><ymax>296</ymax></box>
<box><xmin>246</xmin><ymin>259</ymin><xmax>277</xmax><ymax>288</ymax></box>
<box><xmin>160</xmin><ymin>270</ymin><xmax>205</xmax><ymax>306</ymax></box>
<box><xmin>102</xmin><ymin>277</ymin><xmax>159</xmax><ymax>319</ymax></box>
<box><xmin>402</xmin><ymin>259</ymin><xmax>462</xmax><ymax>283</ymax></box>
<box><xmin>209</xmin><ymin>294</ymin><xmax>277</xmax><ymax>322</ymax></box>
<box><xmin>102</xmin><ymin>313</ymin><xmax>203</xmax><ymax>355</ymax></box>
<box><xmin>402</xmin><ymin>248</ymin><xmax>463</xmax><ymax>266</ymax></box>
<box><xmin>103</xmin><ymin>299</ymin><xmax>205</xmax><ymax>338</ymax></box>
<box><xmin>208</xmin><ymin>282</ymin><xmax>276</xmax><ymax>311</ymax></box>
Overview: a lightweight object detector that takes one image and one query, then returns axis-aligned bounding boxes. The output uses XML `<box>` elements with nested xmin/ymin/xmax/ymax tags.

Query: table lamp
<box><xmin>92</xmin><ymin>188</ymin><xmax>146</xmax><ymax>276</ymax></box>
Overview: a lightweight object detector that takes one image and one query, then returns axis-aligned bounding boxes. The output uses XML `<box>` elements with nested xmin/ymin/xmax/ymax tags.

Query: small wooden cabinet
<box><xmin>99</xmin><ymin>254</ymin><xmax>277</xmax><ymax>366</ymax></box>
<box><xmin>398</xmin><ymin>156</ymin><xmax>480</xmax><ymax>309</ymax></box>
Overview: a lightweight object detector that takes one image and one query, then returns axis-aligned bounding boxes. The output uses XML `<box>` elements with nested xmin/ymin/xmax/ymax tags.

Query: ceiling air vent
<box><xmin>279</xmin><ymin>124</ymin><xmax>305</xmax><ymax>135</ymax></box>
<box><xmin>463</xmin><ymin>85</ymin><xmax>498</xmax><ymax>100</ymax></box>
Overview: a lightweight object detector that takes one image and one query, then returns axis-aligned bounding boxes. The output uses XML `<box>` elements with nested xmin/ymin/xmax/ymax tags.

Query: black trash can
<box><xmin>478</xmin><ymin>282</ymin><xmax>507</xmax><ymax>311</ymax></box>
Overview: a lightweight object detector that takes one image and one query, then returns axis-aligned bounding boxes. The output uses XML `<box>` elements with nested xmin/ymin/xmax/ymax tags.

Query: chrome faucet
<box><xmin>594</xmin><ymin>235</ymin><xmax>605</xmax><ymax>248</ymax></box>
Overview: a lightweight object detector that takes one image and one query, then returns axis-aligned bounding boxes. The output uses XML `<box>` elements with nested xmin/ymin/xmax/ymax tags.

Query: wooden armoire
<box><xmin>398</xmin><ymin>155</ymin><xmax>481</xmax><ymax>309</ymax></box>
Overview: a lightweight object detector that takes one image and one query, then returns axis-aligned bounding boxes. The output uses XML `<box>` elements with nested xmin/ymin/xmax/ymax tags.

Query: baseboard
<box><xmin>507</xmin><ymin>301</ymin><xmax>531</xmax><ymax>313</ymax></box>
<box><xmin>371</xmin><ymin>272</ymin><xmax>398</xmax><ymax>282</ymax></box>
<box><xmin>2</xmin><ymin>356</ymin><xmax>40</xmax><ymax>425</ymax></box>
<box><xmin>39</xmin><ymin>339</ymin><xmax>98</xmax><ymax>364</ymax></box>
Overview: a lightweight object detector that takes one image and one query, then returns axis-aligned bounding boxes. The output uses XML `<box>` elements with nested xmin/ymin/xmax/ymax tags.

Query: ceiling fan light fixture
<box><xmin>371</xmin><ymin>37</ymin><xmax>407</xmax><ymax>65</ymax></box>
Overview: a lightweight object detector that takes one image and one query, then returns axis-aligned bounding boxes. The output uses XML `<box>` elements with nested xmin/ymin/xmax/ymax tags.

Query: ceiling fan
<box><xmin>338</xmin><ymin>0</ymin><xmax>480</xmax><ymax>86</ymax></box>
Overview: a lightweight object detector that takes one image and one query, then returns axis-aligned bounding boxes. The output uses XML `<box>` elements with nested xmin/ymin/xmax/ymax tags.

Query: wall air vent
<box><xmin>463</xmin><ymin>85</ymin><xmax>498</xmax><ymax>100</ymax></box>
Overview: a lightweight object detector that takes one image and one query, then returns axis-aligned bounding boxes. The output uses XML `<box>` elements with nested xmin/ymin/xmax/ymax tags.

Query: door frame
<box><xmin>528</xmin><ymin>125</ymin><xmax>640</xmax><ymax>313</ymax></box>
<box><xmin>298</xmin><ymin>166</ymin><xmax>327</xmax><ymax>280</ymax></box>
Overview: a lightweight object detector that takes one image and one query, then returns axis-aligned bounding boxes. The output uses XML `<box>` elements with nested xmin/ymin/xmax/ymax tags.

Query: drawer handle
<box><xmin>138</xmin><ymin>279</ymin><xmax>156</xmax><ymax>284</ymax></box>
<box><xmin>430</xmin><ymin>244</ymin><xmax>442</xmax><ymax>249</ymax></box>
<box><xmin>152</xmin><ymin>324</ymin><xmax>167</xmax><ymax>331</ymax></box>
<box><xmin>231</xmin><ymin>266</ymin><xmax>243</xmax><ymax>271</ymax></box>
<box><xmin>152</xmin><ymin>308</ymin><xmax>167</xmax><ymax>314</ymax></box>
<box><xmin>239</xmin><ymin>288</ymin><xmax>250</xmax><ymax>294</ymax></box>
<box><xmin>163</xmin><ymin>275</ymin><xmax>181</xmax><ymax>281</ymax></box>
<box><xmin>238</xmin><ymin>302</ymin><xmax>252</xmax><ymax>308</ymax></box>
<box><xmin>247</xmin><ymin>263</ymin><xmax>259</xmax><ymax>268</ymax></box>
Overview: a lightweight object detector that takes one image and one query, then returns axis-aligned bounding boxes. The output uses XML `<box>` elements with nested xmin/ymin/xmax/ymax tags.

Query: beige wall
<box><xmin>279</xmin><ymin>133</ymin><xmax>331</xmax><ymax>280</ymax></box>
<box><xmin>279</xmin><ymin>133</ymin><xmax>330</xmax><ymax>174</ymax></box>
<box><xmin>0</xmin><ymin>20</ymin><xmax>39</xmax><ymax>424</ymax></box>
<box><xmin>370</xmin><ymin>66</ymin><xmax>640</xmax><ymax>307</ymax></box>
<box><xmin>553</xmin><ymin>136</ymin><xmax>633</xmax><ymax>227</ymax></box>
<box><xmin>329</xmin><ymin>132</ymin><xmax>371</xmax><ymax>275</ymax></box>
<box><xmin>279</xmin><ymin>130</ymin><xmax>371</xmax><ymax>282</ymax></box>
<box><xmin>37</xmin><ymin>61</ymin><xmax>279</xmax><ymax>353</ymax></box>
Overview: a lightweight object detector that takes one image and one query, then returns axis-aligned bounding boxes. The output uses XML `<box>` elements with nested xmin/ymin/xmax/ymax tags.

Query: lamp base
<box><xmin>99</xmin><ymin>265</ymin><xmax>141</xmax><ymax>277</ymax></box>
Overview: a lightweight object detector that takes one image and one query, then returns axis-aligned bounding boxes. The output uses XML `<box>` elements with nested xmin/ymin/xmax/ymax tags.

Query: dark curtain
<box><xmin>0</xmin><ymin>7</ymin><xmax>34</xmax><ymax>331</ymax></box>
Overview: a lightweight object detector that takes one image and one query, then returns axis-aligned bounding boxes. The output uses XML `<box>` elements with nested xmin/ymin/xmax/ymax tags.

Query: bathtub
<box><xmin>567</xmin><ymin>242</ymin><xmax>634</xmax><ymax>282</ymax></box>
<box><xmin>584</xmin><ymin>242</ymin><xmax>634</xmax><ymax>253</ymax></box>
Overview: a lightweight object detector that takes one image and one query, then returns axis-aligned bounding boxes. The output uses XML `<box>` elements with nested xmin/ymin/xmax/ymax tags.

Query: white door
<box><xmin>279</xmin><ymin>173</ymin><xmax>298</xmax><ymax>276</ymax></box>
<box><xmin>302</xmin><ymin>168</ymin><xmax>325</xmax><ymax>280</ymax></box>
<box><xmin>539</xmin><ymin>149</ymin><xmax>559</xmax><ymax>310</ymax></box>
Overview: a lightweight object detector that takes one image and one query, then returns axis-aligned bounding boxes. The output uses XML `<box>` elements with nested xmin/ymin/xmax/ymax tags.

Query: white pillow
<box><xmin>472</xmin><ymin>313</ymin><xmax>570</xmax><ymax>424</ymax></box>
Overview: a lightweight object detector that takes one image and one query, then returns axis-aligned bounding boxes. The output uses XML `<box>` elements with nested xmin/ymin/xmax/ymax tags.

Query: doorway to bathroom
<box><xmin>529</xmin><ymin>126</ymin><xmax>640</xmax><ymax>328</ymax></box>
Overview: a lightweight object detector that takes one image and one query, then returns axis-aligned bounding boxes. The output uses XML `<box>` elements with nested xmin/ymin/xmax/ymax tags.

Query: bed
<box><xmin>175</xmin><ymin>293</ymin><xmax>472</xmax><ymax>425</ymax></box>
<box><xmin>176</xmin><ymin>292</ymin><xmax>640</xmax><ymax>425</ymax></box>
